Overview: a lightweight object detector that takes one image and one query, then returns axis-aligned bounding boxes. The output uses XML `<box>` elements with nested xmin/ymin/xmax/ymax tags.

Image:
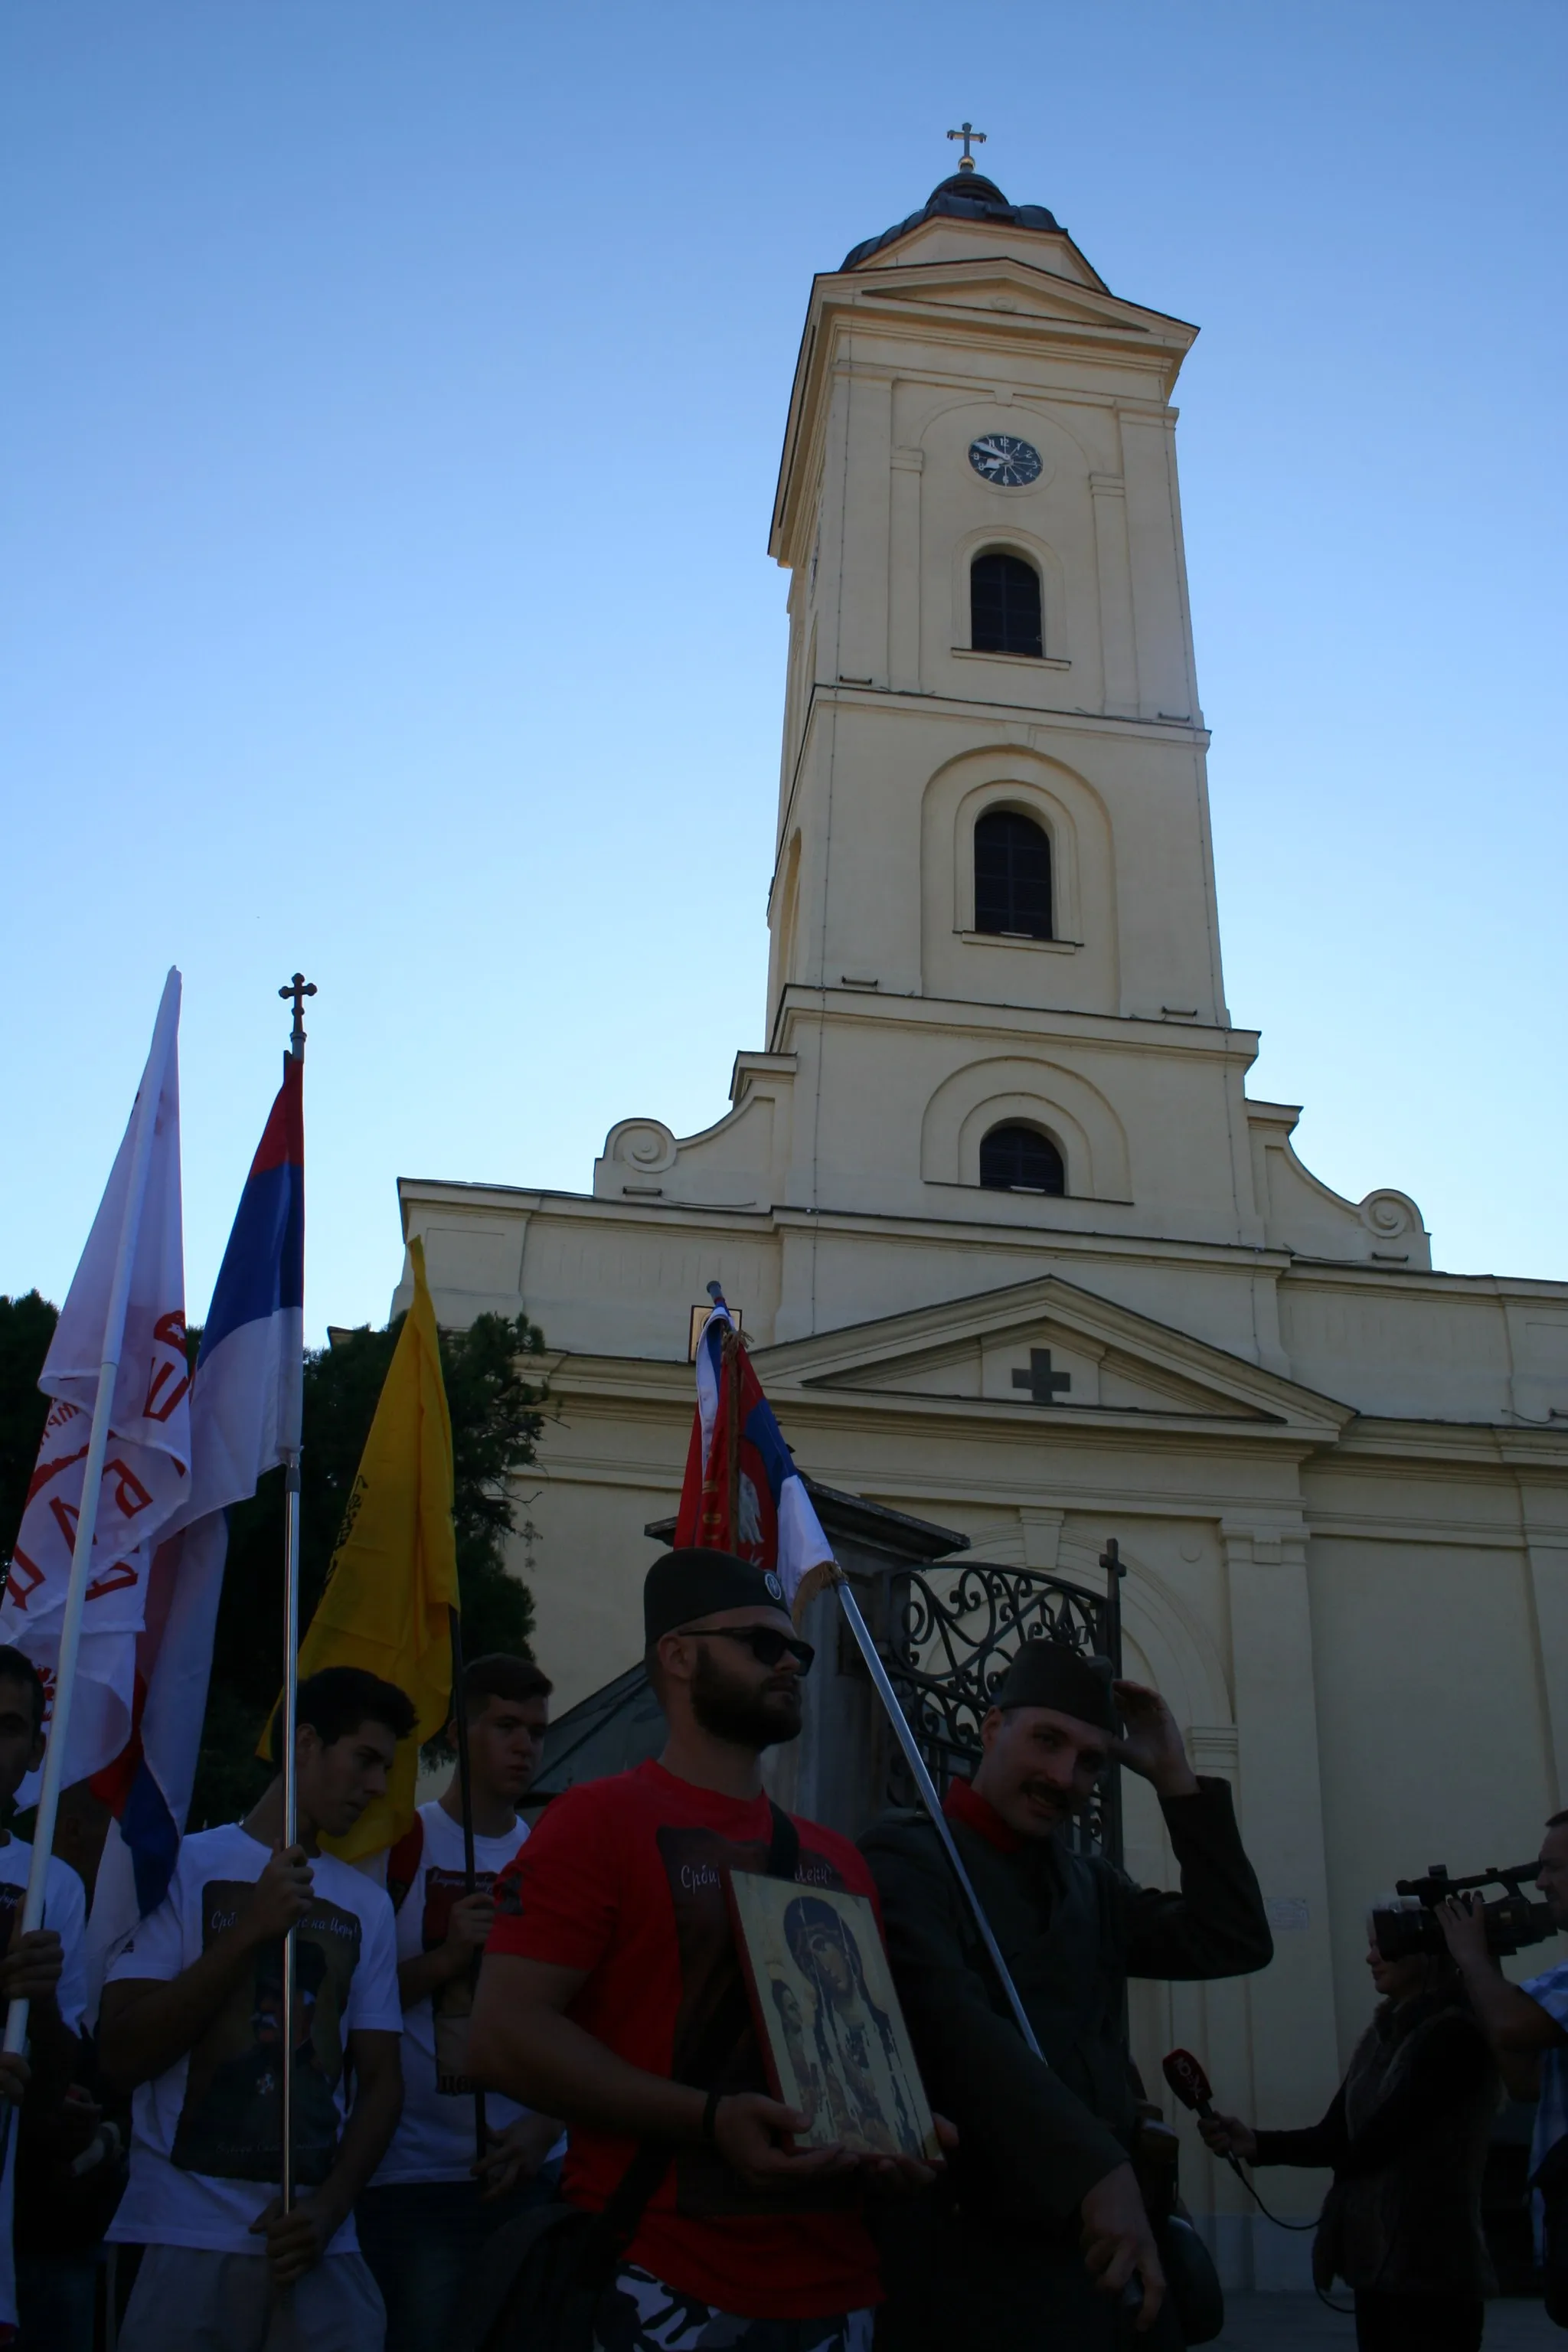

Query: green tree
<box><xmin>0</xmin><ymin>1287</ymin><xmax>544</xmax><ymax>1834</ymax></box>
<box><xmin>0</xmin><ymin>1292</ymin><xmax>59</xmax><ymax>1565</ymax></box>
<box><xmin>188</xmin><ymin>1306</ymin><xmax>547</xmax><ymax>1826</ymax></box>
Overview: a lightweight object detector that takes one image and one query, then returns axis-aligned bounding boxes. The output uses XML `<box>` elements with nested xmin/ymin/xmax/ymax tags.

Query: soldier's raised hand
<box><xmin>1109</xmin><ymin>1683</ymin><xmax>1198</xmax><ymax>1798</ymax></box>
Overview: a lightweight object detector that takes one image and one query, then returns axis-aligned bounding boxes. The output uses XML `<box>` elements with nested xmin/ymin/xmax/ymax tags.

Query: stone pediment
<box><xmin>753</xmin><ymin>1275</ymin><xmax>1351</xmax><ymax>1435</ymax></box>
<box><xmin>858</xmin><ymin>263</ymin><xmax>1158</xmax><ymax>338</ymax></box>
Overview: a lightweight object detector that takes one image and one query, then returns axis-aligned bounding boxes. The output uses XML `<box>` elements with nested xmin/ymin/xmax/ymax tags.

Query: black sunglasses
<box><xmin>680</xmin><ymin>1623</ymin><xmax>816</xmax><ymax>1676</ymax></box>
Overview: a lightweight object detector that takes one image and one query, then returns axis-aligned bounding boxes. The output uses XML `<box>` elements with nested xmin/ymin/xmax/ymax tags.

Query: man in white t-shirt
<box><xmin>100</xmin><ymin>1666</ymin><xmax>417</xmax><ymax>2352</ymax></box>
<box><xmin>356</xmin><ymin>1653</ymin><xmax>562</xmax><ymax>2352</ymax></box>
<box><xmin>0</xmin><ymin>1645</ymin><xmax>90</xmax><ymax>2349</ymax></box>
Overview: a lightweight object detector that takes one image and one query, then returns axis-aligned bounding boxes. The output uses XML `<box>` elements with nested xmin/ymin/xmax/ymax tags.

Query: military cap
<box><xmin>644</xmin><ymin>1548</ymin><xmax>789</xmax><ymax>1645</ymax></box>
<box><xmin>993</xmin><ymin>1642</ymin><xmax>1120</xmax><ymax>1732</ymax></box>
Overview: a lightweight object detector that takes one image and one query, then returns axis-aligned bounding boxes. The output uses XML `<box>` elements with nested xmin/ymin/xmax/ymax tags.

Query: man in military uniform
<box><xmin>861</xmin><ymin>1644</ymin><xmax>1272</xmax><ymax>2347</ymax></box>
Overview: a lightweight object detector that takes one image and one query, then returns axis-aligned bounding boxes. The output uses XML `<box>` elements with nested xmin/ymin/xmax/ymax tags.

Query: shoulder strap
<box><xmin>582</xmin><ymin>1796</ymin><xmax>804</xmax><ymax>2271</ymax></box>
<box><xmin>386</xmin><ymin>1815</ymin><xmax>426</xmax><ymax>1914</ymax></box>
<box><xmin>766</xmin><ymin>1799</ymin><xmax>800</xmax><ymax>1885</ymax></box>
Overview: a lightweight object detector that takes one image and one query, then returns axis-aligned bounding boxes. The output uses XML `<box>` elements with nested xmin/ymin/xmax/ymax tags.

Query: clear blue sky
<box><xmin>4</xmin><ymin>1</ymin><xmax>1564</xmax><ymax>1342</ymax></box>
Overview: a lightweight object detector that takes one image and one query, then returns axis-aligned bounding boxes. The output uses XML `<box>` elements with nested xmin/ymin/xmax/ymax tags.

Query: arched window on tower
<box><xmin>970</xmin><ymin>552</ymin><xmax>1043</xmax><ymax>658</ymax></box>
<box><xmin>974</xmin><ymin>808</ymin><xmax>1053</xmax><ymax>939</ymax></box>
<box><xmin>979</xmin><ymin>1123</ymin><xmax>1067</xmax><ymax>1194</ymax></box>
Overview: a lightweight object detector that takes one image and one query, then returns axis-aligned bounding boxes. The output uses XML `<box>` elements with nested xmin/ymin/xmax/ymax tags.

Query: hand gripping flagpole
<box><xmin>4</xmin><ymin>969</ymin><xmax>183</xmax><ymax>2061</ymax></box>
<box><xmin>277</xmin><ymin>974</ymin><xmax>314</xmax><ymax>2214</ymax></box>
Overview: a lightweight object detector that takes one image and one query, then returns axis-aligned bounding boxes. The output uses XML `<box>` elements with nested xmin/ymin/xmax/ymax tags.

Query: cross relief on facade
<box><xmin>1012</xmin><ymin>1348</ymin><xmax>1072</xmax><ymax>1405</ymax></box>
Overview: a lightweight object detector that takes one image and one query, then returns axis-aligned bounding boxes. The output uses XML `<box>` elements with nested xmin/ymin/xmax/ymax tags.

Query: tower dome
<box><xmin>841</xmin><ymin>171</ymin><xmax>1065</xmax><ymax>271</ymax></box>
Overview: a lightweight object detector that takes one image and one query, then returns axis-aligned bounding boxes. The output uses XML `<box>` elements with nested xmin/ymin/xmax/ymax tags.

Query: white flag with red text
<box><xmin>0</xmin><ymin>976</ymin><xmax>191</xmax><ymax>1790</ymax></box>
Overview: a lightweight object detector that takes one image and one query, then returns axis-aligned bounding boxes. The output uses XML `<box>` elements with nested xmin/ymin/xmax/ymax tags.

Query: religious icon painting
<box><xmin>726</xmin><ymin>1870</ymin><xmax>941</xmax><ymax>2162</ymax></box>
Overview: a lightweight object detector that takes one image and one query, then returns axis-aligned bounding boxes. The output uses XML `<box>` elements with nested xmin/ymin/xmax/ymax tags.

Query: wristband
<box><xmin>701</xmin><ymin>2089</ymin><xmax>723</xmax><ymax>2144</ymax></box>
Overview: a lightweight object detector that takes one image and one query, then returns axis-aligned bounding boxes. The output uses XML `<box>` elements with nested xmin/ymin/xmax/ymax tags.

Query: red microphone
<box><xmin>1162</xmin><ymin>2047</ymin><xmax>1216</xmax><ymax>2118</ymax></box>
<box><xmin>1164</xmin><ymin>2047</ymin><xmax>1250</xmax><ymax>2185</ymax></box>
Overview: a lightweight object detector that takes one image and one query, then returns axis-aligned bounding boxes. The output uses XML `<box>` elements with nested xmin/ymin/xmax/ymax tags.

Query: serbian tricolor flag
<box><xmin>674</xmin><ymin>1290</ymin><xmax>835</xmax><ymax>1614</ymax></box>
<box><xmin>84</xmin><ymin>1058</ymin><xmax>304</xmax><ymax>1984</ymax></box>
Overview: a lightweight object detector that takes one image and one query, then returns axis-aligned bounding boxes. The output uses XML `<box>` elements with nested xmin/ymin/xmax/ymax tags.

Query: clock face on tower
<box><xmin>968</xmin><ymin>433</ymin><xmax>1042</xmax><ymax>487</ymax></box>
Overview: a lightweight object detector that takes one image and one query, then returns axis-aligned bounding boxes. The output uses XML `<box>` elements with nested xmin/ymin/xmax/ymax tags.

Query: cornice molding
<box><xmin>773</xmin><ymin>253</ymin><xmax>1197</xmax><ymax>560</ymax></box>
<box><xmin>770</xmin><ymin>985</ymin><xmax>1259</xmax><ymax>1064</ymax></box>
<box><xmin>793</xmin><ymin>678</ymin><xmax>1211</xmax><ymax>746</ymax></box>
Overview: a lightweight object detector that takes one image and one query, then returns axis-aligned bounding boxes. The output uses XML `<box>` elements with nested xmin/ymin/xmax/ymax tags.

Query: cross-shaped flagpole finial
<box><xmin>946</xmin><ymin>121</ymin><xmax>987</xmax><ymax>173</ymax></box>
<box><xmin>279</xmin><ymin>972</ymin><xmax>317</xmax><ymax>1063</ymax></box>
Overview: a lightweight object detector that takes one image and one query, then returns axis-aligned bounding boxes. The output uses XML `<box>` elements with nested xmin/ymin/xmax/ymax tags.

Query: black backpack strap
<box><xmin>765</xmin><ymin>1799</ymin><xmax>800</xmax><ymax>1885</ymax></box>
<box><xmin>587</xmin><ymin>2138</ymin><xmax>672</xmax><ymax>2260</ymax></box>
<box><xmin>385</xmin><ymin>1815</ymin><xmax>426</xmax><ymax>1915</ymax></box>
<box><xmin>577</xmin><ymin>1799</ymin><xmax>803</xmax><ymax>2279</ymax></box>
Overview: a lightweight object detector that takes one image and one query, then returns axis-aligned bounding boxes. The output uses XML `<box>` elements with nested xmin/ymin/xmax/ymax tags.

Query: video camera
<box><xmin>1371</xmin><ymin>1861</ymin><xmax>1556</xmax><ymax>1961</ymax></box>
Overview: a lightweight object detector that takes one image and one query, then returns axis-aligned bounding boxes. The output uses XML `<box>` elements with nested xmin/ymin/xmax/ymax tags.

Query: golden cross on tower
<box><xmin>946</xmin><ymin>121</ymin><xmax>987</xmax><ymax>173</ymax></box>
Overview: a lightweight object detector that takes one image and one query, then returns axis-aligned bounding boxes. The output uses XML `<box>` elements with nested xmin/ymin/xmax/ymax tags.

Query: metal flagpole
<box><xmin>279</xmin><ymin>1440</ymin><xmax>301</xmax><ymax>2216</ymax></box>
<box><xmin>277</xmin><ymin>972</ymin><xmax>314</xmax><ymax>2216</ymax></box>
<box><xmin>4</xmin><ymin>970</ymin><xmax>182</xmax><ymax>2062</ymax></box>
<box><xmin>701</xmin><ymin>1282</ymin><xmax>744</xmax><ymax>1550</ymax></box>
<box><xmin>447</xmin><ymin>1604</ymin><xmax>489</xmax><ymax>2167</ymax></box>
<box><xmin>724</xmin><ymin>1326</ymin><xmax>743</xmax><ymax>1541</ymax></box>
<box><xmin>830</xmin><ymin>1576</ymin><xmax>1044</xmax><ymax>2060</ymax></box>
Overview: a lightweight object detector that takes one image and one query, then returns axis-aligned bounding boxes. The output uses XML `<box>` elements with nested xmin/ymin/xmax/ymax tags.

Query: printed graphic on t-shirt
<box><xmin>422</xmin><ymin>1864</ymin><xmax>495</xmax><ymax>2094</ymax></box>
<box><xmin>169</xmin><ymin>1880</ymin><xmax>361</xmax><ymax>2187</ymax></box>
<box><xmin>655</xmin><ymin>1824</ymin><xmax>851</xmax><ymax>2220</ymax></box>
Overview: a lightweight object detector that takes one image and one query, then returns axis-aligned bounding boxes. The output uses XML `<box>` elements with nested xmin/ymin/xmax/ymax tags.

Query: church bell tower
<box><xmin>761</xmin><ymin>157</ymin><xmax>1250</xmax><ymax>1241</ymax></box>
<box><xmin>591</xmin><ymin>154</ymin><xmax>1428</xmax><ymax>1293</ymax></box>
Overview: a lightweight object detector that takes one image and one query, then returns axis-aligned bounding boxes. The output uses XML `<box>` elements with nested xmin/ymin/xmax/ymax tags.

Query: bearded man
<box><xmin>469</xmin><ymin>1549</ymin><xmax>943</xmax><ymax>2352</ymax></box>
<box><xmin>861</xmin><ymin>1644</ymin><xmax>1272</xmax><ymax>2349</ymax></box>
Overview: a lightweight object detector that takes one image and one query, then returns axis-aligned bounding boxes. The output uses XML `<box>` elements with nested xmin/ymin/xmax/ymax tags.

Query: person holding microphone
<box><xmin>1198</xmin><ymin>1921</ymin><xmax>1498</xmax><ymax>2352</ymax></box>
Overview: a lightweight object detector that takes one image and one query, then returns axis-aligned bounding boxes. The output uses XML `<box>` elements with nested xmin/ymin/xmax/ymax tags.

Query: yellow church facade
<box><xmin>399</xmin><ymin>162</ymin><xmax>1568</xmax><ymax>2282</ymax></box>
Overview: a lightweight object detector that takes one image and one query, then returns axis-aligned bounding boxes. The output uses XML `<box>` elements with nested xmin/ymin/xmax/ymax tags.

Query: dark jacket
<box><xmin>860</xmin><ymin>1779</ymin><xmax>1272</xmax><ymax>2226</ymax></box>
<box><xmin>1255</xmin><ymin>1994</ymin><xmax>1499</xmax><ymax>2296</ymax></box>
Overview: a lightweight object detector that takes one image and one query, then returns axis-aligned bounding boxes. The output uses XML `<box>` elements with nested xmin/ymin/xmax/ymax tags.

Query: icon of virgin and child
<box><xmin>763</xmin><ymin>1891</ymin><xmax>928</xmax><ymax>2160</ymax></box>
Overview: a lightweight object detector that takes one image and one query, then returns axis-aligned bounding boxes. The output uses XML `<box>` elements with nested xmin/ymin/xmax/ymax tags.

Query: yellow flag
<box><xmin>296</xmin><ymin>1236</ymin><xmax>459</xmax><ymax>1859</ymax></box>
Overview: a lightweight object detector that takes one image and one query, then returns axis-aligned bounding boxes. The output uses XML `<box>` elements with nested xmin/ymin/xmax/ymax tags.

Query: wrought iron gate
<box><xmin>880</xmin><ymin>1540</ymin><xmax>1126</xmax><ymax>1863</ymax></box>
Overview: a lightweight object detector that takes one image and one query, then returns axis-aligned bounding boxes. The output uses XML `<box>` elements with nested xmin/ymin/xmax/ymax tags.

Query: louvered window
<box><xmin>979</xmin><ymin>1125</ymin><xmax>1066</xmax><ymax>1194</ymax></box>
<box><xmin>975</xmin><ymin>810</ymin><xmax>1053</xmax><ymax>939</ymax></box>
<box><xmin>971</xmin><ymin>553</ymin><xmax>1043</xmax><ymax>658</ymax></box>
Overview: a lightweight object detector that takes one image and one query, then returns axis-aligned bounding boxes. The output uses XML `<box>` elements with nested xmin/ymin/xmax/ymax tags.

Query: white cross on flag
<box><xmin>0</xmin><ymin>972</ymin><xmax>191</xmax><ymax>1790</ymax></box>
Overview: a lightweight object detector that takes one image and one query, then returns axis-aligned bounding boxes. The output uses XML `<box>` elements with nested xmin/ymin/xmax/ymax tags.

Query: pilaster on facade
<box><xmin>1521</xmin><ymin>1506</ymin><xmax>1568</xmax><ymax>1812</ymax></box>
<box><xmin>1016</xmin><ymin>1504</ymin><xmax>1065</xmax><ymax>1571</ymax></box>
<box><xmin>1186</xmin><ymin>1722</ymin><xmax>1240</xmax><ymax>1787</ymax></box>
<box><xmin>1089</xmin><ymin>471</ymin><xmax>1138</xmax><ymax>716</ymax></box>
<box><xmin>887</xmin><ymin>444</ymin><xmax>923</xmax><ymax>689</ymax></box>
<box><xmin>1219</xmin><ymin>1520</ymin><xmax>1341</xmax><ymax>2147</ymax></box>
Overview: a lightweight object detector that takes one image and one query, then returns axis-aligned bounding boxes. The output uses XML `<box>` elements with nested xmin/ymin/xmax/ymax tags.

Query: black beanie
<box><xmin>993</xmin><ymin>1642</ymin><xmax>1120</xmax><ymax>1732</ymax></box>
<box><xmin>644</xmin><ymin>1548</ymin><xmax>789</xmax><ymax>1645</ymax></box>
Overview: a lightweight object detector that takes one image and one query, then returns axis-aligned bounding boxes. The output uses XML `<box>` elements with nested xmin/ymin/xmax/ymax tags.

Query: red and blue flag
<box><xmin>86</xmin><ymin>1059</ymin><xmax>304</xmax><ymax>1975</ymax></box>
<box><xmin>674</xmin><ymin>1290</ymin><xmax>834</xmax><ymax>1612</ymax></box>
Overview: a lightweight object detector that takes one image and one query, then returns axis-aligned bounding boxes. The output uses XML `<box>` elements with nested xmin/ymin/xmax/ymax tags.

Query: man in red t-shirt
<box><xmin>471</xmin><ymin>1548</ymin><xmax>943</xmax><ymax>2352</ymax></box>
